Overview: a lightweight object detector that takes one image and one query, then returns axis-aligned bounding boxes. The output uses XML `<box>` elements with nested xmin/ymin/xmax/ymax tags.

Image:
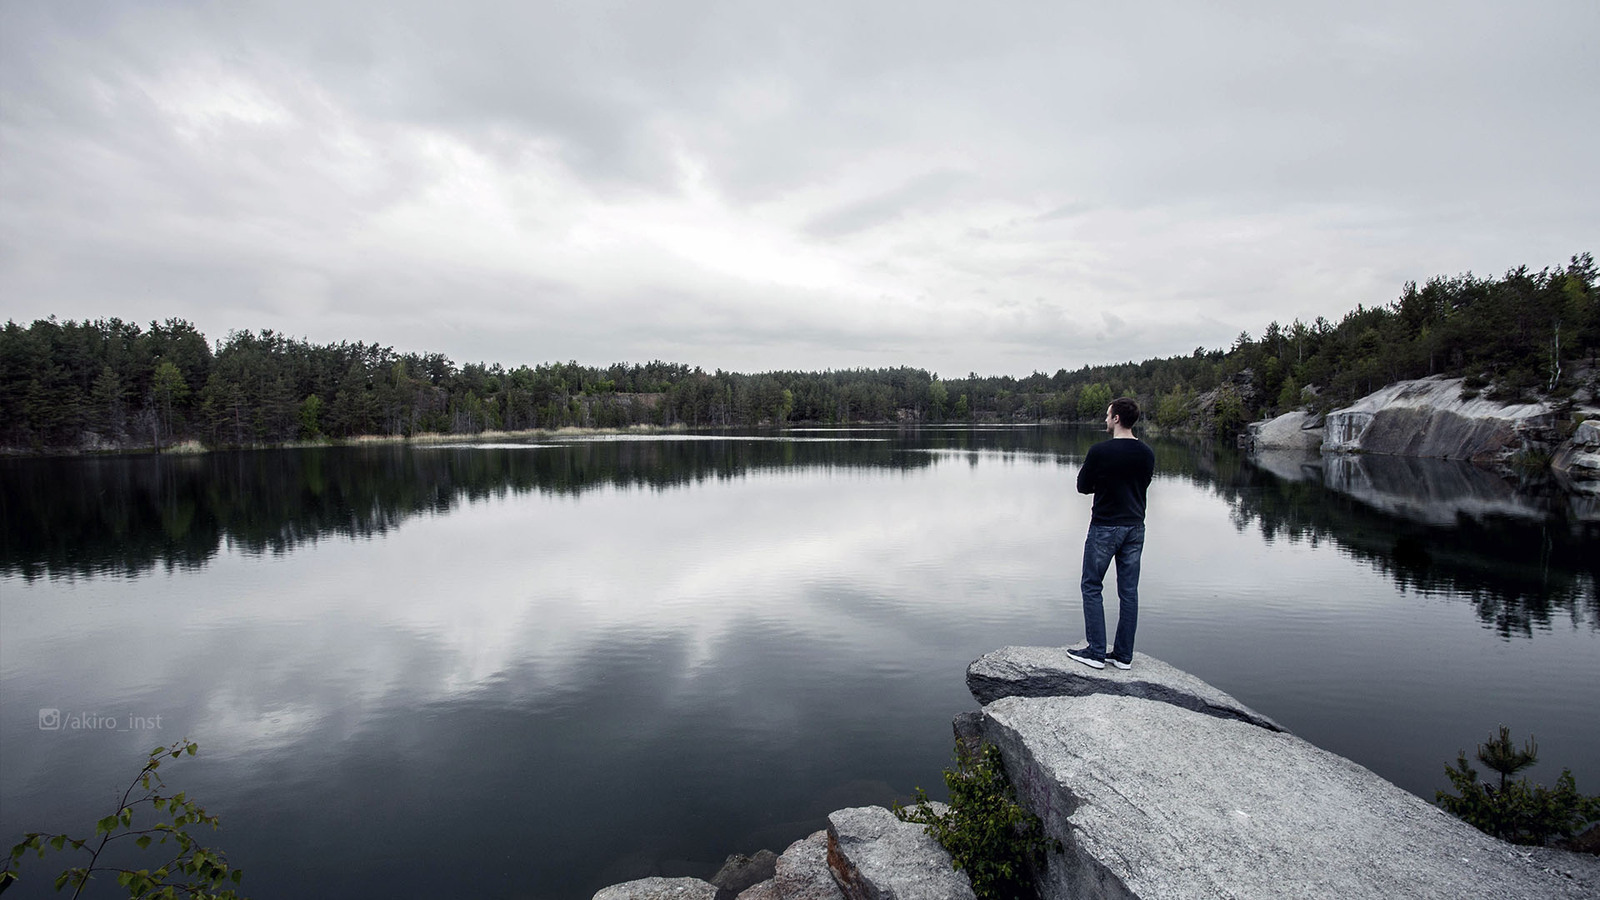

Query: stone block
<box><xmin>765</xmin><ymin>830</ymin><xmax>845</xmax><ymax>900</ymax></box>
<box><xmin>825</xmin><ymin>806</ymin><xmax>974</xmax><ymax>900</ymax></box>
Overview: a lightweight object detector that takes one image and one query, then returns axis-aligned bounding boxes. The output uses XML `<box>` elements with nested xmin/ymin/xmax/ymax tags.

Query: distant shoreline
<box><xmin>0</xmin><ymin>420</ymin><xmax>1236</xmax><ymax>459</ymax></box>
<box><xmin>0</xmin><ymin>423</ymin><xmax>706</xmax><ymax>458</ymax></box>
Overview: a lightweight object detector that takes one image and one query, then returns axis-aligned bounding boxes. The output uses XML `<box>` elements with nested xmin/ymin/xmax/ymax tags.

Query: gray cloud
<box><xmin>805</xmin><ymin>170</ymin><xmax>973</xmax><ymax>237</ymax></box>
<box><xmin>1</xmin><ymin>0</ymin><xmax>1594</xmax><ymax>375</ymax></box>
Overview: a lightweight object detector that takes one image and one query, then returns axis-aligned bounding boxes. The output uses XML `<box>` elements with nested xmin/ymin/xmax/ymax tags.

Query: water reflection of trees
<box><xmin>1</xmin><ymin>437</ymin><xmax>940</xmax><ymax>581</ymax></box>
<box><xmin>1225</xmin><ymin>450</ymin><xmax>1600</xmax><ymax>637</ymax></box>
<box><xmin>9</xmin><ymin>427</ymin><xmax>1116</xmax><ymax>581</ymax></box>
<box><xmin>12</xmin><ymin>428</ymin><xmax>1591</xmax><ymax>639</ymax></box>
<box><xmin>0</xmin><ymin>426</ymin><xmax>1304</xmax><ymax>581</ymax></box>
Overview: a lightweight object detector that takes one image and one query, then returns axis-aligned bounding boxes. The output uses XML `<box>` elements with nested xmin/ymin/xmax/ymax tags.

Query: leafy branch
<box><xmin>895</xmin><ymin>742</ymin><xmax>1057</xmax><ymax>900</ymax></box>
<box><xmin>0</xmin><ymin>739</ymin><xmax>246</xmax><ymax>899</ymax></box>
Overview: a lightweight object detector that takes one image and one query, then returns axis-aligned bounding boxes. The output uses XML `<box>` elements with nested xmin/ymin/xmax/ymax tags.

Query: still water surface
<box><xmin>2</xmin><ymin>426</ymin><xmax>1596</xmax><ymax>898</ymax></box>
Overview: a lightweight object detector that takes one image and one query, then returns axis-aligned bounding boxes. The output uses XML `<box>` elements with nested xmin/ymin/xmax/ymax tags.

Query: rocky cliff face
<box><xmin>1248</xmin><ymin>375</ymin><xmax>1600</xmax><ymax>497</ymax></box>
<box><xmin>1248</xmin><ymin>375</ymin><xmax>1600</xmax><ymax>477</ymax></box>
<box><xmin>1319</xmin><ymin>376</ymin><xmax>1561</xmax><ymax>462</ymax></box>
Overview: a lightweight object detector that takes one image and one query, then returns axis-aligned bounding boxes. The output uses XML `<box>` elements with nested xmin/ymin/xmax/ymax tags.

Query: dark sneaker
<box><xmin>1065</xmin><ymin>647</ymin><xmax>1105</xmax><ymax>669</ymax></box>
<box><xmin>1108</xmin><ymin>656</ymin><xmax>1132</xmax><ymax>670</ymax></box>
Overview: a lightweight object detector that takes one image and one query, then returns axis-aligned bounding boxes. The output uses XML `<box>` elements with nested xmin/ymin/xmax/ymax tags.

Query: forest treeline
<box><xmin>1</xmin><ymin>253</ymin><xmax>1595</xmax><ymax>452</ymax></box>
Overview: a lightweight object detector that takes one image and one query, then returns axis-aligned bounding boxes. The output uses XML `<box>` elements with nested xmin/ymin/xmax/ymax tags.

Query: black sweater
<box><xmin>1076</xmin><ymin>438</ymin><xmax>1156</xmax><ymax>526</ymax></box>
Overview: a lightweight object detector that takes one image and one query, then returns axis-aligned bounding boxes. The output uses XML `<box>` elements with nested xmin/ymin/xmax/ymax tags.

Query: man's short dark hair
<box><xmin>1109</xmin><ymin>397</ymin><xmax>1140</xmax><ymax>428</ymax></box>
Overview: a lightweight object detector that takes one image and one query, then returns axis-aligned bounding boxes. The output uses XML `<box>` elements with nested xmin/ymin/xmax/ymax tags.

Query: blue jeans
<box><xmin>1080</xmin><ymin>524</ymin><xmax>1145</xmax><ymax>660</ymax></box>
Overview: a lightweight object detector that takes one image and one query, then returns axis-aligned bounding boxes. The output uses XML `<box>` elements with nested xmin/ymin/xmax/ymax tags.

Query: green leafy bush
<box><xmin>1211</xmin><ymin>389</ymin><xmax>1248</xmax><ymax>438</ymax></box>
<box><xmin>895</xmin><ymin>742</ymin><xmax>1057</xmax><ymax>900</ymax></box>
<box><xmin>0</xmin><ymin>739</ymin><xmax>246</xmax><ymax>899</ymax></box>
<box><xmin>1154</xmin><ymin>388</ymin><xmax>1192</xmax><ymax>428</ymax></box>
<box><xmin>1436</xmin><ymin>726</ymin><xmax>1600</xmax><ymax>846</ymax></box>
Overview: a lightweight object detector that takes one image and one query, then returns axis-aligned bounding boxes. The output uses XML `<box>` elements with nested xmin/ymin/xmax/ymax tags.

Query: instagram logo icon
<box><xmin>38</xmin><ymin>708</ymin><xmax>61</xmax><ymax>730</ymax></box>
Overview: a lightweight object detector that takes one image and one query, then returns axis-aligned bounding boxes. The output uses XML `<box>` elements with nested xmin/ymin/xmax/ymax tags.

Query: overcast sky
<box><xmin>2</xmin><ymin>2</ymin><xmax>1595</xmax><ymax>376</ymax></box>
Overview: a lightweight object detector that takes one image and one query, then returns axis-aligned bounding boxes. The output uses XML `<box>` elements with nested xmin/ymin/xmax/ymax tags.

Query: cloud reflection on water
<box><xmin>2</xmin><ymin>430</ymin><xmax>1597</xmax><ymax>898</ymax></box>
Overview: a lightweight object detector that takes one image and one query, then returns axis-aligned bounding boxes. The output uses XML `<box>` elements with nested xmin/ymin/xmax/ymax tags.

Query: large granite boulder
<box><xmin>1322</xmin><ymin>376</ymin><xmax>1558</xmax><ymax>462</ymax></box>
<box><xmin>825</xmin><ymin>806</ymin><xmax>974</xmax><ymax>900</ymax></box>
<box><xmin>737</xmin><ymin>831</ymin><xmax>844</xmax><ymax>900</ymax></box>
<box><xmin>968</xmin><ymin>647</ymin><xmax>1592</xmax><ymax>900</ymax></box>
<box><xmin>1244</xmin><ymin>410</ymin><xmax>1323</xmax><ymax>451</ymax></box>
<box><xmin>966</xmin><ymin>646</ymin><xmax>1282</xmax><ymax>731</ymax></box>
<box><xmin>1553</xmin><ymin>419</ymin><xmax>1600</xmax><ymax>492</ymax></box>
<box><xmin>595</xmin><ymin>877</ymin><xmax>721</xmax><ymax>900</ymax></box>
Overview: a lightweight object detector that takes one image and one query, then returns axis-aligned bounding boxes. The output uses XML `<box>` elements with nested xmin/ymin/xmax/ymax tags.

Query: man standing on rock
<box><xmin>1067</xmin><ymin>397</ymin><xmax>1156</xmax><ymax>671</ymax></box>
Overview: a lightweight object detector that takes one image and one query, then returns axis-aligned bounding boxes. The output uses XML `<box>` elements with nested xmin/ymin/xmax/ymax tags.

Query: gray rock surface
<box><xmin>952</xmin><ymin>710</ymin><xmax>984</xmax><ymax>760</ymax></box>
<box><xmin>713</xmin><ymin>851</ymin><xmax>778</xmax><ymax>898</ymax></box>
<box><xmin>1522</xmin><ymin>845</ymin><xmax>1600</xmax><ymax>897</ymax></box>
<box><xmin>594</xmin><ymin>877</ymin><xmax>721</xmax><ymax>900</ymax></box>
<box><xmin>1554</xmin><ymin>419</ymin><xmax>1600</xmax><ymax>491</ymax></box>
<box><xmin>966</xmin><ymin>645</ymin><xmax>1282</xmax><ymax>731</ymax></box>
<box><xmin>826</xmin><ymin>806</ymin><xmax>974</xmax><ymax>900</ymax></box>
<box><xmin>1244</xmin><ymin>410</ymin><xmax>1324</xmax><ymax>451</ymax></box>
<box><xmin>741</xmin><ymin>830</ymin><xmax>843</xmax><ymax>900</ymax></box>
<box><xmin>980</xmin><ymin>691</ymin><xmax>1594</xmax><ymax>900</ymax></box>
<box><xmin>1321</xmin><ymin>375</ymin><xmax>1558</xmax><ymax>461</ymax></box>
<box><xmin>735</xmin><ymin>880</ymin><xmax>781</xmax><ymax>900</ymax></box>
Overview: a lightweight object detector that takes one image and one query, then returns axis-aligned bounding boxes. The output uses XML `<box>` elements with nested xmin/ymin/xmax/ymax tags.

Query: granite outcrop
<box><xmin>1319</xmin><ymin>375</ymin><xmax>1560</xmax><ymax>461</ymax></box>
<box><xmin>1244</xmin><ymin>376</ymin><xmax>1600</xmax><ymax>471</ymax></box>
<box><xmin>968</xmin><ymin>647</ymin><xmax>1597</xmax><ymax>900</ymax></box>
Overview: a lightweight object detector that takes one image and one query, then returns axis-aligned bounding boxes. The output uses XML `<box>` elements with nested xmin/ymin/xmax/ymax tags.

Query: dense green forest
<box><xmin>1</xmin><ymin>254</ymin><xmax>1594</xmax><ymax>452</ymax></box>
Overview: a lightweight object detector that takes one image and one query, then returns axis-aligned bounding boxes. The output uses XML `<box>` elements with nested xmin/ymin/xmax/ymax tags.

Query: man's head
<box><xmin>1106</xmin><ymin>397</ymin><xmax>1140</xmax><ymax>433</ymax></box>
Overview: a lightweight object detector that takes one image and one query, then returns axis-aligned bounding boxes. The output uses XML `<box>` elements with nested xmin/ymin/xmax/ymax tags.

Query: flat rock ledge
<box><xmin>966</xmin><ymin>645</ymin><xmax>1283</xmax><ymax>732</ymax></box>
<box><xmin>973</xmin><ymin>647</ymin><xmax>1593</xmax><ymax>900</ymax></box>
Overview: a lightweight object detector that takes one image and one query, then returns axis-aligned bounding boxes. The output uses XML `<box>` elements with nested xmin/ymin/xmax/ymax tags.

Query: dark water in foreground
<box><xmin>2</xmin><ymin>426</ymin><xmax>1597</xmax><ymax>898</ymax></box>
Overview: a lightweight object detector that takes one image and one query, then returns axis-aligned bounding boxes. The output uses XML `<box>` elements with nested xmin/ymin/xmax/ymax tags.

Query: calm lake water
<box><xmin>2</xmin><ymin>426</ymin><xmax>1597</xmax><ymax>899</ymax></box>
